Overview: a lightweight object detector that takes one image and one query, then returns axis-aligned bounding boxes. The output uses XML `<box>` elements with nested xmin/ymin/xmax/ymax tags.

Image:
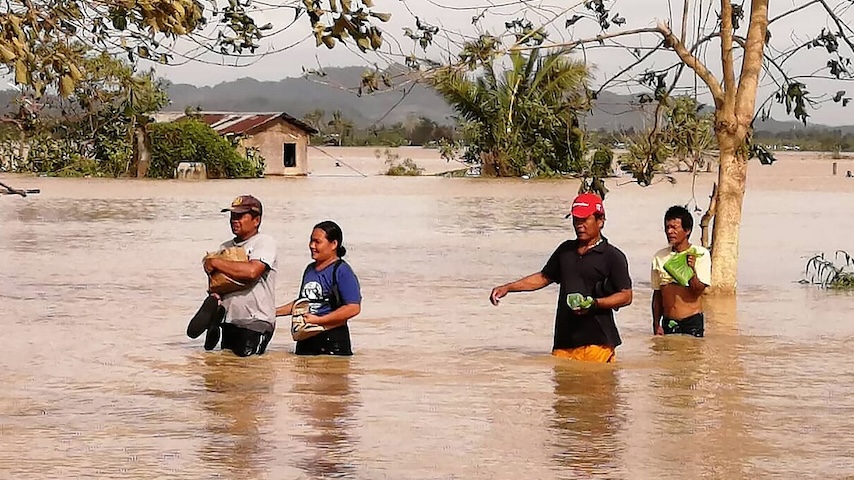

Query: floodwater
<box><xmin>1</xmin><ymin>156</ymin><xmax>853</xmax><ymax>479</ymax></box>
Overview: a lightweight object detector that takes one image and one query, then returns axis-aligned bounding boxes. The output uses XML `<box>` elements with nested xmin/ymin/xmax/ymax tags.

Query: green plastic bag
<box><xmin>566</xmin><ymin>292</ymin><xmax>594</xmax><ymax>310</ymax></box>
<box><xmin>663</xmin><ymin>246</ymin><xmax>704</xmax><ymax>287</ymax></box>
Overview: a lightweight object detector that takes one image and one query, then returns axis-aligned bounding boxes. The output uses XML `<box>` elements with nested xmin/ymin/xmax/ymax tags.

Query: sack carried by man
<box><xmin>290</xmin><ymin>298</ymin><xmax>325</xmax><ymax>341</ymax></box>
<box><xmin>662</xmin><ymin>246</ymin><xmax>704</xmax><ymax>287</ymax></box>
<box><xmin>203</xmin><ymin>246</ymin><xmax>249</xmax><ymax>295</ymax></box>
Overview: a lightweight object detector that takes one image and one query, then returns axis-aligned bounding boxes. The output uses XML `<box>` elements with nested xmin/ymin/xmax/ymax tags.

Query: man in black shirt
<box><xmin>489</xmin><ymin>193</ymin><xmax>633</xmax><ymax>362</ymax></box>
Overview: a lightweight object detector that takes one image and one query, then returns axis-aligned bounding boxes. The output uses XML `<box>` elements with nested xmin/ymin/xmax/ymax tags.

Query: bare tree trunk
<box><xmin>700</xmin><ymin>182</ymin><xmax>717</xmax><ymax>249</ymax></box>
<box><xmin>134</xmin><ymin>124</ymin><xmax>152</xmax><ymax>178</ymax></box>
<box><xmin>17</xmin><ymin>128</ymin><xmax>26</xmax><ymax>169</ymax></box>
<box><xmin>709</xmin><ymin>133</ymin><xmax>748</xmax><ymax>294</ymax></box>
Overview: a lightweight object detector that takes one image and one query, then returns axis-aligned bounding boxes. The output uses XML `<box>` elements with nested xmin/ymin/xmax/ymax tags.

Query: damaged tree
<box><xmin>496</xmin><ymin>0</ymin><xmax>854</xmax><ymax>294</ymax></box>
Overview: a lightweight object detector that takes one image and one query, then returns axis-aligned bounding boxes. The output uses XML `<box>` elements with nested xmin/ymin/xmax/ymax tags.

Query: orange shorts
<box><xmin>552</xmin><ymin>345</ymin><xmax>616</xmax><ymax>363</ymax></box>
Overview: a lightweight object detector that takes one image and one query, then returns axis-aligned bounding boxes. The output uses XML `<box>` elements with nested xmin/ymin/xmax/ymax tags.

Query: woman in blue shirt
<box><xmin>276</xmin><ymin>221</ymin><xmax>362</xmax><ymax>355</ymax></box>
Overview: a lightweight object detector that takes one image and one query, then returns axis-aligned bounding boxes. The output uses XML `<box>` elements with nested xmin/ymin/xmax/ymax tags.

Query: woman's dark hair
<box><xmin>314</xmin><ymin>220</ymin><xmax>347</xmax><ymax>257</ymax></box>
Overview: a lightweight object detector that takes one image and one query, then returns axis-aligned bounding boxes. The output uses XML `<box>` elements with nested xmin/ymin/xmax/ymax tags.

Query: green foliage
<box><xmin>752</xmin><ymin>128</ymin><xmax>854</xmax><ymax>152</ymax></box>
<box><xmin>147</xmin><ymin>119</ymin><xmax>262</xmax><ymax>179</ymax></box>
<box><xmin>617</xmin><ymin>96</ymin><xmax>713</xmax><ymax>185</ymax></box>
<box><xmin>306</xmin><ymin>111</ymin><xmax>456</xmax><ymax>147</ymax></box>
<box><xmin>802</xmin><ymin>251</ymin><xmax>854</xmax><ymax>289</ymax></box>
<box><xmin>432</xmin><ymin>48</ymin><xmax>590</xmax><ymax>177</ymax></box>
<box><xmin>93</xmin><ymin>126</ymin><xmax>133</xmax><ymax>177</ymax></box>
<box><xmin>573</xmin><ymin>146</ymin><xmax>613</xmax><ymax>199</ymax></box>
<box><xmin>1</xmin><ymin>0</ymin><xmax>388</xmax><ymax>99</ymax></box>
<box><xmin>346</xmin><ymin>128</ymin><xmax>408</xmax><ymax>147</ymax></box>
<box><xmin>664</xmin><ymin>97</ymin><xmax>715</xmax><ymax>172</ymax></box>
<box><xmin>378</xmin><ymin>148</ymin><xmax>423</xmax><ymax>176</ymax></box>
<box><xmin>618</xmin><ymin>131</ymin><xmax>672</xmax><ymax>186</ymax></box>
<box><xmin>6</xmin><ymin>53</ymin><xmax>169</xmax><ymax>177</ymax></box>
<box><xmin>590</xmin><ymin>146</ymin><xmax>614</xmax><ymax>178</ymax></box>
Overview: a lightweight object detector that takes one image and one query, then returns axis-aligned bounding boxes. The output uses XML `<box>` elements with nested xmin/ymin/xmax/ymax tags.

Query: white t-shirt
<box><xmin>218</xmin><ymin>233</ymin><xmax>278</xmax><ymax>330</ymax></box>
<box><xmin>651</xmin><ymin>244</ymin><xmax>712</xmax><ymax>290</ymax></box>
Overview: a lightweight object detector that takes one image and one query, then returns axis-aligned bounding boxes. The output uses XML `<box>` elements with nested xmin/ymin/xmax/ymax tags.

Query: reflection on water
<box><xmin>290</xmin><ymin>357</ymin><xmax>359</xmax><ymax>479</ymax></box>
<box><xmin>550</xmin><ymin>363</ymin><xmax>624</xmax><ymax>478</ymax></box>
<box><xmin>197</xmin><ymin>354</ymin><xmax>278</xmax><ymax>480</ymax></box>
<box><xmin>2</xmin><ymin>175</ymin><xmax>854</xmax><ymax>479</ymax></box>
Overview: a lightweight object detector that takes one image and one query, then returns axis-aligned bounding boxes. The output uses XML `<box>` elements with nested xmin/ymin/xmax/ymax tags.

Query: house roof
<box><xmin>171</xmin><ymin>111</ymin><xmax>318</xmax><ymax>135</ymax></box>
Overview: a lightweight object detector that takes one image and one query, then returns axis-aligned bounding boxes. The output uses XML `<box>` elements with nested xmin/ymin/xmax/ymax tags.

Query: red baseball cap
<box><xmin>566</xmin><ymin>193</ymin><xmax>605</xmax><ymax>218</ymax></box>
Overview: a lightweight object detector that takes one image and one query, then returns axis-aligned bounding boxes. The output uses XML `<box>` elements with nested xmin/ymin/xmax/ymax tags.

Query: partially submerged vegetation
<box><xmin>378</xmin><ymin>148</ymin><xmax>423</xmax><ymax>176</ymax></box>
<box><xmin>148</xmin><ymin>119</ymin><xmax>264</xmax><ymax>179</ymax></box>
<box><xmin>0</xmin><ymin>54</ymin><xmax>261</xmax><ymax>179</ymax></box>
<box><xmin>802</xmin><ymin>251</ymin><xmax>854</xmax><ymax>290</ymax></box>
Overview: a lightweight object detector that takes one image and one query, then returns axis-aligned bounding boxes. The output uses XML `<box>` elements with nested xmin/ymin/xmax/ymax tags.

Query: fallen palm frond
<box><xmin>801</xmin><ymin>251</ymin><xmax>854</xmax><ymax>289</ymax></box>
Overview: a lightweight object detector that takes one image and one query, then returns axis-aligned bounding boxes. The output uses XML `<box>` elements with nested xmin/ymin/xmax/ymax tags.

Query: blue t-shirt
<box><xmin>299</xmin><ymin>260</ymin><xmax>362</xmax><ymax>316</ymax></box>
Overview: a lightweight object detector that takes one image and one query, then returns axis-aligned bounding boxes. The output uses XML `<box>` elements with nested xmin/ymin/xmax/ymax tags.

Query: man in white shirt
<box><xmin>651</xmin><ymin>205</ymin><xmax>711</xmax><ymax>337</ymax></box>
<box><xmin>189</xmin><ymin>195</ymin><xmax>278</xmax><ymax>356</ymax></box>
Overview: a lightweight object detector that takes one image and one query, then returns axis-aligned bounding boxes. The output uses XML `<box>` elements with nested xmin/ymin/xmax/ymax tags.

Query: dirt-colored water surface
<box><xmin>1</xmin><ymin>151</ymin><xmax>852</xmax><ymax>479</ymax></box>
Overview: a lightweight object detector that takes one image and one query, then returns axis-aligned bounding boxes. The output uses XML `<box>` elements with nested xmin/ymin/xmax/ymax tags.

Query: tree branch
<box><xmin>681</xmin><ymin>0</ymin><xmax>690</xmax><ymax>45</ymax></box>
<box><xmin>735</xmin><ymin>0</ymin><xmax>770</xmax><ymax>122</ymax></box>
<box><xmin>768</xmin><ymin>0</ymin><xmax>820</xmax><ymax>25</ymax></box>
<box><xmin>594</xmin><ymin>41</ymin><xmax>666</xmax><ymax>97</ymax></box>
<box><xmin>720</xmin><ymin>0</ymin><xmax>737</xmax><ymax>110</ymax></box>
<box><xmin>658</xmin><ymin>21</ymin><xmax>725</xmax><ymax>108</ymax></box>
<box><xmin>509</xmin><ymin>27</ymin><xmax>662</xmax><ymax>52</ymax></box>
<box><xmin>817</xmin><ymin>0</ymin><xmax>854</xmax><ymax>56</ymax></box>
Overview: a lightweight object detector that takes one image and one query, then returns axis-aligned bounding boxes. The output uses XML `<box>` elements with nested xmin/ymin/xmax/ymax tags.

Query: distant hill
<box><xmin>4</xmin><ymin>65</ymin><xmax>854</xmax><ymax>135</ymax></box>
<box><xmin>162</xmin><ymin>65</ymin><xmax>456</xmax><ymax>127</ymax></box>
<box><xmin>160</xmin><ymin>66</ymin><xmax>854</xmax><ymax>134</ymax></box>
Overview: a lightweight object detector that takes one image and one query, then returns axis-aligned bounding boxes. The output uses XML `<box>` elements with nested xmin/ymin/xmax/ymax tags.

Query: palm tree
<box><xmin>327</xmin><ymin>110</ymin><xmax>353</xmax><ymax>146</ymax></box>
<box><xmin>303</xmin><ymin>109</ymin><xmax>326</xmax><ymax>133</ymax></box>
<box><xmin>432</xmin><ymin>48</ymin><xmax>590</xmax><ymax>177</ymax></box>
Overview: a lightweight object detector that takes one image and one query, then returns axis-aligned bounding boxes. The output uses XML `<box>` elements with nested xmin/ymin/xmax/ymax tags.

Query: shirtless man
<box><xmin>651</xmin><ymin>205</ymin><xmax>711</xmax><ymax>337</ymax></box>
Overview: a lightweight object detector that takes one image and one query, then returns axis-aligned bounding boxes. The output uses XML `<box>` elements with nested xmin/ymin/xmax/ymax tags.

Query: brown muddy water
<box><xmin>1</xmin><ymin>162</ymin><xmax>853</xmax><ymax>479</ymax></box>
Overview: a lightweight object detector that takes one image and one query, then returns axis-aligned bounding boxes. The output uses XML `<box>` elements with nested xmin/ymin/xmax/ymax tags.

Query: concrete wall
<box><xmin>241</xmin><ymin>119</ymin><xmax>309</xmax><ymax>176</ymax></box>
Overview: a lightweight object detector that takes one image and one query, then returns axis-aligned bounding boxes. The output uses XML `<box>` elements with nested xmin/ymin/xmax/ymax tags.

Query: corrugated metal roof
<box><xmin>169</xmin><ymin>112</ymin><xmax>318</xmax><ymax>135</ymax></box>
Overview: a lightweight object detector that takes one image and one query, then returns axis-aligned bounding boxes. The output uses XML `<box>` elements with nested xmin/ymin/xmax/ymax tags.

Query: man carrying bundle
<box><xmin>651</xmin><ymin>205</ymin><xmax>711</xmax><ymax>337</ymax></box>
<box><xmin>187</xmin><ymin>195</ymin><xmax>278</xmax><ymax>356</ymax></box>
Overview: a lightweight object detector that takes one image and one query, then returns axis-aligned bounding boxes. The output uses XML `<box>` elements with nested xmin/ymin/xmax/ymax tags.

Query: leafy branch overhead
<box><xmin>0</xmin><ymin>0</ymin><xmax>391</xmax><ymax>98</ymax></box>
<box><xmin>305</xmin><ymin>0</ymin><xmax>391</xmax><ymax>51</ymax></box>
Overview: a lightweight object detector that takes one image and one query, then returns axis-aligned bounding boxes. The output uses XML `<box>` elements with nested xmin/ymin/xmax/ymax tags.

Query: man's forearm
<box><xmin>210</xmin><ymin>258</ymin><xmax>266</xmax><ymax>282</ymax></box>
<box><xmin>688</xmin><ymin>273</ymin><xmax>707</xmax><ymax>295</ymax></box>
<box><xmin>596</xmin><ymin>289</ymin><xmax>632</xmax><ymax>310</ymax></box>
<box><xmin>504</xmin><ymin>273</ymin><xmax>551</xmax><ymax>293</ymax></box>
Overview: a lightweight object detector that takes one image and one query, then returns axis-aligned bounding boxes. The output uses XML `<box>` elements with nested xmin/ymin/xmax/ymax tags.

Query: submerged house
<box><xmin>167</xmin><ymin>111</ymin><xmax>319</xmax><ymax>176</ymax></box>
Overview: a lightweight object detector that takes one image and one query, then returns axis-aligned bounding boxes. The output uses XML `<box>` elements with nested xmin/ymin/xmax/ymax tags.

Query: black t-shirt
<box><xmin>541</xmin><ymin>238</ymin><xmax>632</xmax><ymax>349</ymax></box>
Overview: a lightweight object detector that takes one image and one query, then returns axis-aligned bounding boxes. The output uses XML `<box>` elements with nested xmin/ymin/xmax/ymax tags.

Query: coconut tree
<box><xmin>431</xmin><ymin>47</ymin><xmax>590</xmax><ymax>177</ymax></box>
<box><xmin>327</xmin><ymin>110</ymin><xmax>353</xmax><ymax>146</ymax></box>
